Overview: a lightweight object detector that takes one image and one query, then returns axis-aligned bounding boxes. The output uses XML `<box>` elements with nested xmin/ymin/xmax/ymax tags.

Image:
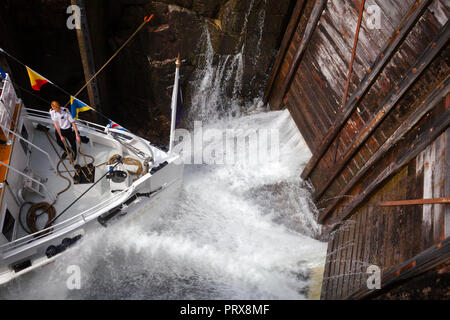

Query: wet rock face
<box><xmin>0</xmin><ymin>0</ymin><xmax>295</xmax><ymax>144</ymax></box>
<box><xmin>103</xmin><ymin>0</ymin><xmax>294</xmax><ymax>142</ymax></box>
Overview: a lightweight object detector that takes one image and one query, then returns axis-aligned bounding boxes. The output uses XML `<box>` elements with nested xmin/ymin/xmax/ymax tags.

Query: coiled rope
<box><xmin>19</xmin><ymin>133</ymin><xmax>143</xmax><ymax>234</ymax></box>
<box><xmin>18</xmin><ymin>156</ymin><xmax>73</xmax><ymax>234</ymax></box>
<box><xmin>19</xmin><ymin>129</ymin><xmax>94</xmax><ymax>235</ymax></box>
<box><xmin>96</xmin><ymin>154</ymin><xmax>143</xmax><ymax>177</ymax></box>
<box><xmin>8</xmin><ymin>13</ymin><xmax>155</xmax><ymax>235</ymax></box>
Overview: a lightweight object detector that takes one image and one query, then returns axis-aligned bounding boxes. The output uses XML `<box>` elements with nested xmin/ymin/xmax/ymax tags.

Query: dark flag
<box><xmin>0</xmin><ymin>67</ymin><xmax>6</xmax><ymax>79</ymax></box>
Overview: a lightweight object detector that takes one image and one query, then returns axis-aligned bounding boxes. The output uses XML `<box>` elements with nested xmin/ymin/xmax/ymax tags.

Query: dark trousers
<box><xmin>55</xmin><ymin>128</ymin><xmax>77</xmax><ymax>159</ymax></box>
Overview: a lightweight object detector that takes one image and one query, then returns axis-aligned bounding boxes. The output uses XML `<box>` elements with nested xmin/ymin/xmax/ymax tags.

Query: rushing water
<box><xmin>0</xmin><ymin>108</ymin><xmax>327</xmax><ymax>300</ymax></box>
<box><xmin>0</xmin><ymin>1</ymin><xmax>327</xmax><ymax>300</ymax></box>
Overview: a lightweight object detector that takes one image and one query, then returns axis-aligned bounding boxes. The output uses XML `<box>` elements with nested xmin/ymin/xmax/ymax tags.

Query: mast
<box><xmin>71</xmin><ymin>0</ymin><xmax>102</xmax><ymax>112</ymax></box>
<box><xmin>169</xmin><ymin>56</ymin><xmax>181</xmax><ymax>153</ymax></box>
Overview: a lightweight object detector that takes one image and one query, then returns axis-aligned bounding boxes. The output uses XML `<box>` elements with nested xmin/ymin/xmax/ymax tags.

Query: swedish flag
<box><xmin>0</xmin><ymin>67</ymin><xmax>6</xmax><ymax>79</ymax></box>
<box><xmin>70</xmin><ymin>96</ymin><xmax>92</xmax><ymax>120</ymax></box>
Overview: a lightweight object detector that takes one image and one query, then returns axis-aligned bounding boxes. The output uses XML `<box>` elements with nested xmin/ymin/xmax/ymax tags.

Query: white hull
<box><xmin>0</xmin><ymin>74</ymin><xmax>184</xmax><ymax>285</ymax></box>
<box><xmin>0</xmin><ymin>169</ymin><xmax>183</xmax><ymax>285</ymax></box>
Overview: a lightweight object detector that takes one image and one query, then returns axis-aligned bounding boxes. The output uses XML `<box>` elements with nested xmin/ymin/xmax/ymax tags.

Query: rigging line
<box><xmin>47</xmin><ymin>158</ymin><xmax>122</xmax><ymax>226</ymax></box>
<box><xmin>6</xmin><ymin>78</ymin><xmax>52</xmax><ymax>105</ymax></box>
<box><xmin>46</xmin><ymin>129</ymin><xmax>91</xmax><ymax>183</ymax></box>
<box><xmin>0</xmin><ymin>47</ymin><xmax>76</xmax><ymax>98</ymax></box>
<box><xmin>18</xmin><ymin>131</ymin><xmax>75</xmax><ymax>235</ymax></box>
<box><xmin>1</xmin><ymin>14</ymin><xmax>154</xmax><ymax>130</ymax></box>
<box><xmin>333</xmin><ymin>0</ymin><xmax>365</xmax><ymax>166</ymax></box>
<box><xmin>43</xmin><ymin>129</ymin><xmax>75</xmax><ymax>183</ymax></box>
<box><xmin>63</xmin><ymin>14</ymin><xmax>154</xmax><ymax>108</ymax></box>
<box><xmin>1</xmin><ymin>47</ymin><xmax>116</xmax><ymax>127</ymax></box>
<box><xmin>78</xmin><ymin>144</ymin><xmax>95</xmax><ymax>176</ymax></box>
<box><xmin>0</xmin><ymin>13</ymin><xmax>151</xmax><ymax>128</ymax></box>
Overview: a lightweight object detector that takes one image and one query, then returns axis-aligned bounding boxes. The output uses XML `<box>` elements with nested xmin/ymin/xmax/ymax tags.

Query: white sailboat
<box><xmin>0</xmin><ymin>58</ymin><xmax>184</xmax><ymax>285</ymax></box>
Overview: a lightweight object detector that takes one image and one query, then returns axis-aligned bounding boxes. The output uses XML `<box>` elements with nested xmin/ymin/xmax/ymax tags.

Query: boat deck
<box><xmin>15</xmin><ymin>126</ymin><xmax>129</xmax><ymax>239</ymax></box>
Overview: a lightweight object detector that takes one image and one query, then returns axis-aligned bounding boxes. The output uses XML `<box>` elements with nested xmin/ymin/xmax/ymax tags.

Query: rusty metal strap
<box><xmin>301</xmin><ymin>0</ymin><xmax>434</xmax><ymax>180</ymax></box>
<box><xmin>327</xmin><ymin>107</ymin><xmax>450</xmax><ymax>228</ymax></box>
<box><xmin>342</xmin><ymin>0</ymin><xmax>366</xmax><ymax>109</ymax></box>
<box><xmin>314</xmin><ymin>22</ymin><xmax>450</xmax><ymax>204</ymax></box>
<box><xmin>376</xmin><ymin>198</ymin><xmax>450</xmax><ymax>207</ymax></box>
<box><xmin>318</xmin><ymin>75</ymin><xmax>450</xmax><ymax>223</ymax></box>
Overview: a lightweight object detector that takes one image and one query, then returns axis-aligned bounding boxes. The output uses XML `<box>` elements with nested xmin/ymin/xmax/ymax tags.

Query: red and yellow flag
<box><xmin>26</xmin><ymin>67</ymin><xmax>49</xmax><ymax>91</ymax></box>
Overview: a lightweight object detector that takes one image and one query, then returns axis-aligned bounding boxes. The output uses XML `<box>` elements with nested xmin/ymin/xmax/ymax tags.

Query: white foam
<box><xmin>0</xmin><ymin>2</ymin><xmax>327</xmax><ymax>299</ymax></box>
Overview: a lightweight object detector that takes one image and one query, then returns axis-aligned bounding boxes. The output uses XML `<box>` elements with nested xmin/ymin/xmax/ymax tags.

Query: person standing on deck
<box><xmin>50</xmin><ymin>101</ymin><xmax>81</xmax><ymax>161</ymax></box>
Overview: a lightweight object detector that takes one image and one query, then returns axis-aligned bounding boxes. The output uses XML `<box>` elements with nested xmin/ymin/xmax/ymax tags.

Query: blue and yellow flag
<box><xmin>70</xmin><ymin>96</ymin><xmax>92</xmax><ymax>120</ymax></box>
<box><xmin>0</xmin><ymin>67</ymin><xmax>6</xmax><ymax>79</ymax></box>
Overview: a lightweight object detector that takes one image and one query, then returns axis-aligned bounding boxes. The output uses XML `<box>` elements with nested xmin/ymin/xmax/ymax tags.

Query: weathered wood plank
<box><xmin>445</xmin><ymin>126</ymin><xmax>450</xmax><ymax>238</ymax></box>
<box><xmin>347</xmin><ymin>236</ymin><xmax>450</xmax><ymax>300</ymax></box>
<box><xmin>381</xmin><ymin>181</ymin><xmax>394</xmax><ymax>271</ymax></box>
<box><xmin>342</xmin><ymin>219</ymin><xmax>356</xmax><ymax>298</ymax></box>
<box><xmin>368</xmin><ymin>204</ymin><xmax>379</xmax><ymax>283</ymax></box>
<box><xmin>320</xmin><ymin>231</ymin><xmax>336</xmax><ymax>300</ymax></box>
<box><xmin>432</xmin><ymin>134</ymin><xmax>446</xmax><ymax>243</ymax></box>
<box><xmin>398</xmin><ymin>168</ymin><xmax>409</xmax><ymax>265</ymax></box>
<box><xmin>378</xmin><ymin>199</ymin><xmax>388</xmax><ymax>275</ymax></box>
<box><xmin>377</xmin><ymin>198</ymin><xmax>450</xmax><ymax>206</ymax></box>
<box><xmin>313</xmin><ymin>22</ymin><xmax>450</xmax><ymax>201</ymax></box>
<box><xmin>406</xmin><ymin>161</ymin><xmax>420</xmax><ymax>261</ymax></box>
<box><xmin>329</xmin><ymin>228</ymin><xmax>342</xmax><ymax>300</ymax></box>
<box><xmin>319</xmin><ymin>76</ymin><xmax>450</xmax><ymax>222</ymax></box>
<box><xmin>361</xmin><ymin>206</ymin><xmax>372</xmax><ymax>293</ymax></box>
<box><xmin>292</xmin><ymin>64</ymin><xmax>330</xmax><ymax>135</ymax></box>
<box><xmin>288</xmin><ymin>83</ymin><xmax>324</xmax><ymax>146</ymax></box>
<box><xmin>263</xmin><ymin>0</ymin><xmax>307</xmax><ymax>105</ymax></box>
<box><xmin>330</xmin><ymin>107</ymin><xmax>450</xmax><ymax>228</ymax></box>
<box><xmin>414</xmin><ymin>153</ymin><xmax>425</xmax><ymax>256</ymax></box>
<box><xmin>336</xmin><ymin>221</ymin><xmax>350</xmax><ymax>299</ymax></box>
<box><xmin>355</xmin><ymin>208</ymin><xmax>368</xmax><ymax>292</ymax></box>
<box><xmin>350</xmin><ymin>212</ymin><xmax>363</xmax><ymax>294</ymax></box>
<box><xmin>341</xmin><ymin>0</ymin><xmax>366</xmax><ymax>108</ymax></box>
<box><xmin>278</xmin><ymin>0</ymin><xmax>327</xmax><ymax>107</ymax></box>
<box><xmin>301</xmin><ymin>0</ymin><xmax>435</xmax><ymax>180</ymax></box>
<box><xmin>422</xmin><ymin>136</ymin><xmax>436</xmax><ymax>249</ymax></box>
<box><xmin>332</xmin><ymin>227</ymin><xmax>345</xmax><ymax>299</ymax></box>
<box><xmin>421</xmin><ymin>130</ymin><xmax>448</xmax><ymax>248</ymax></box>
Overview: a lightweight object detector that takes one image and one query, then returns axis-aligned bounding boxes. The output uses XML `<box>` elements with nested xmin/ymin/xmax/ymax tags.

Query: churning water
<box><xmin>0</xmin><ymin>2</ymin><xmax>327</xmax><ymax>300</ymax></box>
<box><xmin>0</xmin><ymin>109</ymin><xmax>327</xmax><ymax>300</ymax></box>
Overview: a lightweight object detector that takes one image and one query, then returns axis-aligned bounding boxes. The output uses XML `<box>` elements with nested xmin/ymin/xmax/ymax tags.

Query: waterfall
<box><xmin>189</xmin><ymin>27</ymin><xmax>246</xmax><ymax>122</ymax></box>
<box><xmin>188</xmin><ymin>0</ymin><xmax>271</xmax><ymax>123</ymax></box>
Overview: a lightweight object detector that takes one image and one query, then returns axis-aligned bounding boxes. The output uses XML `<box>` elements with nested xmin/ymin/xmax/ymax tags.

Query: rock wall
<box><xmin>0</xmin><ymin>0</ymin><xmax>295</xmax><ymax>145</ymax></box>
<box><xmin>89</xmin><ymin>0</ymin><xmax>294</xmax><ymax>143</ymax></box>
